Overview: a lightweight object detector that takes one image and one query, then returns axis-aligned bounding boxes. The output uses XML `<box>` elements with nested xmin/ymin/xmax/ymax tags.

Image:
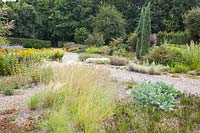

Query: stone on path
<box><xmin>86</xmin><ymin>58</ymin><xmax>110</xmax><ymax>64</ymax></box>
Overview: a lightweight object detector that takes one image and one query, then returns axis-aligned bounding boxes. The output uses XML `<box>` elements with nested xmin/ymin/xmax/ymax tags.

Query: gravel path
<box><xmin>62</xmin><ymin>52</ymin><xmax>200</xmax><ymax>95</ymax></box>
<box><xmin>62</xmin><ymin>52</ymin><xmax>79</xmax><ymax>63</ymax></box>
<box><xmin>109</xmin><ymin>67</ymin><xmax>200</xmax><ymax>95</ymax></box>
<box><xmin>0</xmin><ymin>86</ymin><xmax>41</xmax><ymax>111</ymax></box>
<box><xmin>0</xmin><ymin>86</ymin><xmax>44</xmax><ymax>130</ymax></box>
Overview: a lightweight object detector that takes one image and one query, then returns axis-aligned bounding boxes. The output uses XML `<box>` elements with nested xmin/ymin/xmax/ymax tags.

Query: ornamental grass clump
<box><xmin>182</xmin><ymin>43</ymin><xmax>200</xmax><ymax>70</ymax></box>
<box><xmin>31</xmin><ymin>64</ymin><xmax>117</xmax><ymax>132</ymax></box>
<box><xmin>0</xmin><ymin>65</ymin><xmax>53</xmax><ymax>92</ymax></box>
<box><xmin>131</xmin><ymin>82</ymin><xmax>178</xmax><ymax>111</ymax></box>
<box><xmin>128</xmin><ymin>61</ymin><xmax>169</xmax><ymax>75</ymax></box>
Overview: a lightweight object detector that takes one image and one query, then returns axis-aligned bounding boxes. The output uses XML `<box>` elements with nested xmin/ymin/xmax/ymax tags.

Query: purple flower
<box><xmin>0</xmin><ymin>44</ymin><xmax>24</xmax><ymax>49</ymax></box>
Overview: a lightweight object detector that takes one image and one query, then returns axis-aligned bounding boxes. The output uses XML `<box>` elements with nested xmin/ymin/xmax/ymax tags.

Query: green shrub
<box><xmin>85</xmin><ymin>46</ymin><xmax>110</xmax><ymax>55</ymax></box>
<box><xmin>0</xmin><ymin>55</ymin><xmax>18</xmax><ymax>75</ymax></box>
<box><xmin>0</xmin><ymin>36</ymin><xmax>9</xmax><ymax>46</ymax></box>
<box><xmin>196</xmin><ymin>65</ymin><xmax>200</xmax><ymax>75</ymax></box>
<box><xmin>67</xmin><ymin>47</ymin><xmax>80</xmax><ymax>53</ymax></box>
<box><xmin>84</xmin><ymin>33</ymin><xmax>105</xmax><ymax>46</ymax></box>
<box><xmin>144</xmin><ymin>44</ymin><xmax>183</xmax><ymax>65</ymax></box>
<box><xmin>157</xmin><ymin>32</ymin><xmax>190</xmax><ymax>45</ymax></box>
<box><xmin>7</xmin><ymin>37</ymin><xmax>51</xmax><ymax>48</ymax></box>
<box><xmin>74</xmin><ymin>28</ymin><xmax>89</xmax><ymax>44</ymax></box>
<box><xmin>49</xmin><ymin>51</ymin><xmax>65</xmax><ymax>61</ymax></box>
<box><xmin>184</xmin><ymin>8</ymin><xmax>200</xmax><ymax>41</ymax></box>
<box><xmin>3</xmin><ymin>89</ymin><xmax>14</xmax><ymax>96</ymax></box>
<box><xmin>109</xmin><ymin>38</ymin><xmax>129</xmax><ymax>56</ymax></box>
<box><xmin>64</xmin><ymin>43</ymin><xmax>88</xmax><ymax>53</ymax></box>
<box><xmin>63</xmin><ymin>42</ymin><xmax>76</xmax><ymax>48</ymax></box>
<box><xmin>110</xmin><ymin>57</ymin><xmax>128</xmax><ymax>66</ymax></box>
<box><xmin>58</xmin><ymin>41</ymin><xmax>64</xmax><ymax>48</ymax></box>
<box><xmin>127</xmin><ymin>32</ymin><xmax>137</xmax><ymax>51</ymax></box>
<box><xmin>113</xmin><ymin>49</ymin><xmax>128</xmax><ymax>57</ymax></box>
<box><xmin>131</xmin><ymin>82</ymin><xmax>178</xmax><ymax>111</ymax></box>
<box><xmin>63</xmin><ymin>42</ymin><xmax>71</xmax><ymax>47</ymax></box>
<box><xmin>128</xmin><ymin>61</ymin><xmax>169</xmax><ymax>75</ymax></box>
<box><xmin>172</xmin><ymin>63</ymin><xmax>191</xmax><ymax>73</ymax></box>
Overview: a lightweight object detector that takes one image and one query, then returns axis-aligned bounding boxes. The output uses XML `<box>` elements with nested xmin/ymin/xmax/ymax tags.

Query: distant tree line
<box><xmin>2</xmin><ymin>0</ymin><xmax>200</xmax><ymax>46</ymax></box>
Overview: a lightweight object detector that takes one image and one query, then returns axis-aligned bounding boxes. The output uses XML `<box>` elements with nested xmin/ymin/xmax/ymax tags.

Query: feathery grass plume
<box><xmin>31</xmin><ymin>64</ymin><xmax>117</xmax><ymax>132</ymax></box>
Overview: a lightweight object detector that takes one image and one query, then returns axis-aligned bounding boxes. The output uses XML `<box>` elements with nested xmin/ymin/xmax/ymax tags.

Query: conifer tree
<box><xmin>135</xmin><ymin>2</ymin><xmax>151</xmax><ymax>59</ymax></box>
<box><xmin>135</xmin><ymin>8</ymin><xmax>144</xmax><ymax>58</ymax></box>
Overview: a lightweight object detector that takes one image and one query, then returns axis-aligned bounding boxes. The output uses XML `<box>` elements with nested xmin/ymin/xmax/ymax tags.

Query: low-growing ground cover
<box><xmin>101</xmin><ymin>94</ymin><xmax>200</xmax><ymax>132</ymax></box>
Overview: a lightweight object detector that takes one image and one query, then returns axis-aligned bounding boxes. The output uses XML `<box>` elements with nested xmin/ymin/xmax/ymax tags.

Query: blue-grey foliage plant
<box><xmin>131</xmin><ymin>81</ymin><xmax>178</xmax><ymax>112</ymax></box>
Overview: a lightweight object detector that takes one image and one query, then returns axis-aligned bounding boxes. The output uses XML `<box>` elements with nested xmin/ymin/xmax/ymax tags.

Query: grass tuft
<box><xmin>28</xmin><ymin>95</ymin><xmax>40</xmax><ymax>110</ymax></box>
<box><xmin>31</xmin><ymin>64</ymin><xmax>117</xmax><ymax>132</ymax></box>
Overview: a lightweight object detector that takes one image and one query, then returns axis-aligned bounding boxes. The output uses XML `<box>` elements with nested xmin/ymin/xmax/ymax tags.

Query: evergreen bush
<box><xmin>135</xmin><ymin>3</ymin><xmax>151</xmax><ymax>58</ymax></box>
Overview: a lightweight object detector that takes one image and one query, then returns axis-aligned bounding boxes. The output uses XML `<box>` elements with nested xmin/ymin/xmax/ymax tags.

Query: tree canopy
<box><xmin>2</xmin><ymin>0</ymin><xmax>200</xmax><ymax>46</ymax></box>
<box><xmin>0</xmin><ymin>1</ymin><xmax>13</xmax><ymax>45</ymax></box>
<box><xmin>94</xmin><ymin>4</ymin><xmax>126</xmax><ymax>43</ymax></box>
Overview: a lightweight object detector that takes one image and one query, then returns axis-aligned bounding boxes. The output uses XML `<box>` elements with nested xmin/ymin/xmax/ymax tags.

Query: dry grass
<box><xmin>30</xmin><ymin>64</ymin><xmax>117</xmax><ymax>132</ymax></box>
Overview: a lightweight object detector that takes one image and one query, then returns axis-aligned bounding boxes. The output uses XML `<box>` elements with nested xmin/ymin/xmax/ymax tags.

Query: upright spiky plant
<box><xmin>136</xmin><ymin>3</ymin><xmax>151</xmax><ymax>59</ymax></box>
<box><xmin>135</xmin><ymin>8</ymin><xmax>144</xmax><ymax>58</ymax></box>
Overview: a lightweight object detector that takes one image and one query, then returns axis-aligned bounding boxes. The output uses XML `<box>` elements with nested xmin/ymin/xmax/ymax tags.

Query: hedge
<box><xmin>7</xmin><ymin>37</ymin><xmax>51</xmax><ymax>49</ymax></box>
<box><xmin>157</xmin><ymin>32</ymin><xmax>190</xmax><ymax>45</ymax></box>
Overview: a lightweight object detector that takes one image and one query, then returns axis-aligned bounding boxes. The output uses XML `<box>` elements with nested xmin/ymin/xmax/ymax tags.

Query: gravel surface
<box><xmin>0</xmin><ymin>86</ymin><xmax>41</xmax><ymax>111</ymax></box>
<box><xmin>109</xmin><ymin>67</ymin><xmax>200</xmax><ymax>95</ymax></box>
<box><xmin>63</xmin><ymin>52</ymin><xmax>200</xmax><ymax>95</ymax></box>
<box><xmin>62</xmin><ymin>52</ymin><xmax>80</xmax><ymax>63</ymax></box>
<box><xmin>0</xmin><ymin>86</ymin><xmax>44</xmax><ymax>130</ymax></box>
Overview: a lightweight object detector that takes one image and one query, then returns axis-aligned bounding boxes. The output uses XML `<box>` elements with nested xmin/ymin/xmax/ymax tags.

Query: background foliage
<box><xmin>2</xmin><ymin>0</ymin><xmax>200</xmax><ymax>46</ymax></box>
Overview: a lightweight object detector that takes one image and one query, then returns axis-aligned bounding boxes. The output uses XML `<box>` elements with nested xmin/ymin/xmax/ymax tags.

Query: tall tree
<box><xmin>150</xmin><ymin>0</ymin><xmax>200</xmax><ymax>32</ymax></box>
<box><xmin>33</xmin><ymin>0</ymin><xmax>98</xmax><ymax>46</ymax></box>
<box><xmin>136</xmin><ymin>2</ymin><xmax>151</xmax><ymax>58</ymax></box>
<box><xmin>142</xmin><ymin>2</ymin><xmax>151</xmax><ymax>55</ymax></box>
<box><xmin>106</xmin><ymin>0</ymin><xmax>147</xmax><ymax>33</ymax></box>
<box><xmin>10</xmin><ymin>2</ymin><xmax>37</xmax><ymax>38</ymax></box>
<box><xmin>0</xmin><ymin>1</ymin><xmax>13</xmax><ymax>45</ymax></box>
<box><xmin>4</xmin><ymin>0</ymin><xmax>200</xmax><ymax>45</ymax></box>
<box><xmin>94</xmin><ymin>4</ymin><xmax>126</xmax><ymax>43</ymax></box>
<box><xmin>184</xmin><ymin>7</ymin><xmax>200</xmax><ymax>42</ymax></box>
